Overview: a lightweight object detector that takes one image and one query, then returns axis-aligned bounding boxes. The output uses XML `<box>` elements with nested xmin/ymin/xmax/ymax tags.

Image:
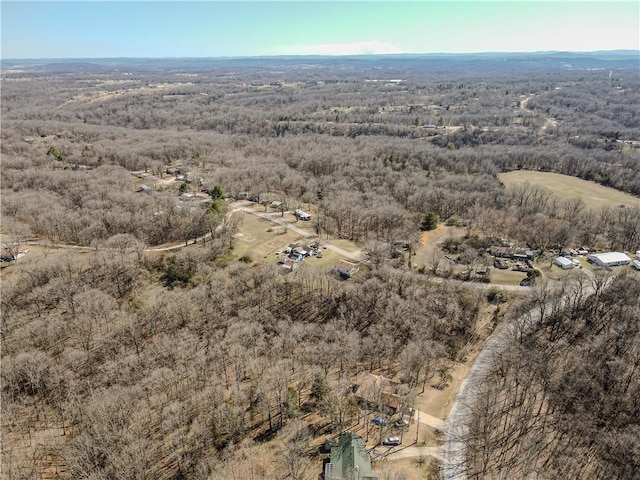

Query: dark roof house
<box><xmin>351</xmin><ymin>372</ymin><xmax>402</xmax><ymax>414</ymax></box>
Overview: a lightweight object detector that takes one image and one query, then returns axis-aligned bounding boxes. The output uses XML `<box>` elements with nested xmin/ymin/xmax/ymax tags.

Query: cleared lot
<box><xmin>499</xmin><ymin>170</ymin><xmax>640</xmax><ymax>210</ymax></box>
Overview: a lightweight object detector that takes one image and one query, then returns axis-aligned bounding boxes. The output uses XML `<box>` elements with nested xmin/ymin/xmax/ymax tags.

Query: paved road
<box><xmin>385</xmin><ymin>446</ymin><xmax>443</xmax><ymax>462</ymax></box>
<box><xmin>414</xmin><ymin>409</ymin><xmax>446</xmax><ymax>430</ymax></box>
<box><xmin>442</xmin><ymin>274</ymin><xmax>601</xmax><ymax>480</ymax></box>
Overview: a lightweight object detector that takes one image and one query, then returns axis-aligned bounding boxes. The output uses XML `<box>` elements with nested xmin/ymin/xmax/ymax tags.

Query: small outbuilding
<box><xmin>294</xmin><ymin>209</ymin><xmax>311</xmax><ymax>221</ymax></box>
<box><xmin>587</xmin><ymin>252</ymin><xmax>632</xmax><ymax>267</ymax></box>
<box><xmin>554</xmin><ymin>256</ymin><xmax>575</xmax><ymax>270</ymax></box>
<box><xmin>335</xmin><ymin>261</ymin><xmax>359</xmax><ymax>279</ymax></box>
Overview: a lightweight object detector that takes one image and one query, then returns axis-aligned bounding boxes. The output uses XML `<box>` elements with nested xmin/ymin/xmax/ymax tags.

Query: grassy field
<box><xmin>232</xmin><ymin>211</ymin><xmax>349</xmax><ymax>273</ymax></box>
<box><xmin>499</xmin><ymin>170</ymin><xmax>640</xmax><ymax>210</ymax></box>
<box><xmin>488</xmin><ymin>268</ymin><xmax>528</xmax><ymax>287</ymax></box>
<box><xmin>232</xmin><ymin>211</ymin><xmax>301</xmax><ymax>260</ymax></box>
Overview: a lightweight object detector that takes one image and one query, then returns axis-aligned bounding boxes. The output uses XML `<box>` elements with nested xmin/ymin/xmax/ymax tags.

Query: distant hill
<box><xmin>2</xmin><ymin>50</ymin><xmax>638</xmax><ymax>76</ymax></box>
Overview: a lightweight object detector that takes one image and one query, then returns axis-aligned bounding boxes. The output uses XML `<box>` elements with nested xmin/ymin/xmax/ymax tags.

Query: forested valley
<box><xmin>1</xmin><ymin>53</ymin><xmax>639</xmax><ymax>479</ymax></box>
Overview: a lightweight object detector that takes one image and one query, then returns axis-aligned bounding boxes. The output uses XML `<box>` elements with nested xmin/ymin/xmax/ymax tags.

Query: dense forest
<box><xmin>1</xmin><ymin>53</ymin><xmax>639</xmax><ymax>479</ymax></box>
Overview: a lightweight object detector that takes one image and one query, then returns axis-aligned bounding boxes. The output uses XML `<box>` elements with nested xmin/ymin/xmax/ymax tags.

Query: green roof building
<box><xmin>320</xmin><ymin>432</ymin><xmax>379</xmax><ymax>480</ymax></box>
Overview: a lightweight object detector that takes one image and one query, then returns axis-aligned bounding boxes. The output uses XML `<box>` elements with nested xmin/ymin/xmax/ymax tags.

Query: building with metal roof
<box><xmin>320</xmin><ymin>432</ymin><xmax>378</xmax><ymax>480</ymax></box>
<box><xmin>587</xmin><ymin>252</ymin><xmax>632</xmax><ymax>267</ymax></box>
<box><xmin>554</xmin><ymin>256</ymin><xmax>575</xmax><ymax>270</ymax></box>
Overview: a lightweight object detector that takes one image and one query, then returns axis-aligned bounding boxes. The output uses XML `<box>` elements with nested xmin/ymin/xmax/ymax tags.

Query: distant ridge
<box><xmin>2</xmin><ymin>50</ymin><xmax>638</xmax><ymax>75</ymax></box>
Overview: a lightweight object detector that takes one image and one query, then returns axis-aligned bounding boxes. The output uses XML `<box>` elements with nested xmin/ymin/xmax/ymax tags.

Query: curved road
<box><xmin>442</xmin><ymin>274</ymin><xmax>600</xmax><ymax>479</ymax></box>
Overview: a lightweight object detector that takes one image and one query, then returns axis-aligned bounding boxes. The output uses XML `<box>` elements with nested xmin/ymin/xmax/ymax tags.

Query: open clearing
<box><xmin>232</xmin><ymin>211</ymin><xmax>301</xmax><ymax>259</ymax></box>
<box><xmin>499</xmin><ymin>170</ymin><xmax>640</xmax><ymax>210</ymax></box>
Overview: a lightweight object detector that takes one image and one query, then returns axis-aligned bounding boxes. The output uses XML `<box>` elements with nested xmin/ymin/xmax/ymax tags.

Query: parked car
<box><xmin>382</xmin><ymin>437</ymin><xmax>401</xmax><ymax>446</ymax></box>
<box><xmin>315</xmin><ymin>251</ymin><xmax>323</xmax><ymax>258</ymax></box>
<box><xmin>393</xmin><ymin>419</ymin><xmax>409</xmax><ymax>428</ymax></box>
<box><xmin>372</xmin><ymin>417</ymin><xmax>388</xmax><ymax>426</ymax></box>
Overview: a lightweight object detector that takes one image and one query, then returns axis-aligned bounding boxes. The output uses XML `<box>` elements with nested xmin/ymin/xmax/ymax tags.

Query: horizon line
<box><xmin>3</xmin><ymin>49</ymin><xmax>639</xmax><ymax>62</ymax></box>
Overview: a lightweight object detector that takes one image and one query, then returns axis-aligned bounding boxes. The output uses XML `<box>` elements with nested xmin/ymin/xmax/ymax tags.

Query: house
<box><xmin>320</xmin><ymin>432</ymin><xmax>379</xmax><ymax>480</ymax></box>
<box><xmin>632</xmin><ymin>260</ymin><xmax>640</xmax><ymax>271</ymax></box>
<box><xmin>351</xmin><ymin>372</ymin><xmax>402</xmax><ymax>414</ymax></box>
<box><xmin>587</xmin><ymin>252</ymin><xmax>632</xmax><ymax>267</ymax></box>
<box><xmin>278</xmin><ymin>257</ymin><xmax>300</xmax><ymax>272</ymax></box>
<box><xmin>335</xmin><ymin>261</ymin><xmax>359</xmax><ymax>279</ymax></box>
<box><xmin>488</xmin><ymin>246</ymin><xmax>533</xmax><ymax>260</ymax></box>
<box><xmin>554</xmin><ymin>256</ymin><xmax>574</xmax><ymax>270</ymax></box>
<box><xmin>294</xmin><ymin>209</ymin><xmax>311</xmax><ymax>221</ymax></box>
<box><xmin>288</xmin><ymin>241</ymin><xmax>316</xmax><ymax>257</ymax></box>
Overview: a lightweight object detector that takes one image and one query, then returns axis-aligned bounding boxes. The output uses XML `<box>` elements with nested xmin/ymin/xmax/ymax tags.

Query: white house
<box><xmin>554</xmin><ymin>256</ymin><xmax>574</xmax><ymax>270</ymax></box>
<box><xmin>587</xmin><ymin>252</ymin><xmax>632</xmax><ymax>267</ymax></box>
<box><xmin>294</xmin><ymin>209</ymin><xmax>311</xmax><ymax>221</ymax></box>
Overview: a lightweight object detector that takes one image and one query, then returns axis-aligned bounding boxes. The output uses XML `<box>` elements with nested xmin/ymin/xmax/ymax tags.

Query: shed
<box><xmin>279</xmin><ymin>257</ymin><xmax>300</xmax><ymax>272</ymax></box>
<box><xmin>554</xmin><ymin>256</ymin><xmax>574</xmax><ymax>270</ymax></box>
<box><xmin>587</xmin><ymin>252</ymin><xmax>632</xmax><ymax>267</ymax></box>
<box><xmin>335</xmin><ymin>261</ymin><xmax>359</xmax><ymax>279</ymax></box>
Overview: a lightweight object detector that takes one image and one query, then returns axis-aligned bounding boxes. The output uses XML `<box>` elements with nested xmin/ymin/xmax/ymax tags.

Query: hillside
<box><xmin>2</xmin><ymin>54</ymin><xmax>639</xmax><ymax>479</ymax></box>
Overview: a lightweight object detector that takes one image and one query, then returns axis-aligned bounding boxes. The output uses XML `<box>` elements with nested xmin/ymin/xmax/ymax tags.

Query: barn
<box><xmin>554</xmin><ymin>256</ymin><xmax>574</xmax><ymax>270</ymax></box>
<box><xmin>587</xmin><ymin>252</ymin><xmax>632</xmax><ymax>267</ymax></box>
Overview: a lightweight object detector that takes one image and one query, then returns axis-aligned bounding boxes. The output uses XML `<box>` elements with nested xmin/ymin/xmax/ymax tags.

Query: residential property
<box><xmin>554</xmin><ymin>256</ymin><xmax>575</xmax><ymax>270</ymax></box>
<box><xmin>489</xmin><ymin>246</ymin><xmax>534</xmax><ymax>261</ymax></box>
<box><xmin>351</xmin><ymin>372</ymin><xmax>402</xmax><ymax>414</ymax></box>
<box><xmin>320</xmin><ymin>432</ymin><xmax>379</xmax><ymax>480</ymax></box>
<box><xmin>632</xmin><ymin>260</ymin><xmax>640</xmax><ymax>271</ymax></box>
<box><xmin>277</xmin><ymin>241</ymin><xmax>320</xmax><ymax>272</ymax></box>
<box><xmin>335</xmin><ymin>261</ymin><xmax>359</xmax><ymax>279</ymax></box>
<box><xmin>294</xmin><ymin>209</ymin><xmax>311</xmax><ymax>221</ymax></box>
<box><xmin>587</xmin><ymin>252</ymin><xmax>632</xmax><ymax>267</ymax></box>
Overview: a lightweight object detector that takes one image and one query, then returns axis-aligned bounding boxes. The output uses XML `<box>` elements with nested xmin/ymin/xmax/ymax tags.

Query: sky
<box><xmin>1</xmin><ymin>1</ymin><xmax>639</xmax><ymax>59</ymax></box>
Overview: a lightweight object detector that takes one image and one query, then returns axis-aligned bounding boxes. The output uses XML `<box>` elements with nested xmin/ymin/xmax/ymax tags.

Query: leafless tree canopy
<box><xmin>1</xmin><ymin>55</ymin><xmax>639</xmax><ymax>478</ymax></box>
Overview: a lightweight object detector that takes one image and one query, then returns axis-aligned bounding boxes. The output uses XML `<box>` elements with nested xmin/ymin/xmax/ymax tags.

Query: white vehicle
<box><xmin>382</xmin><ymin>437</ymin><xmax>401</xmax><ymax>446</ymax></box>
